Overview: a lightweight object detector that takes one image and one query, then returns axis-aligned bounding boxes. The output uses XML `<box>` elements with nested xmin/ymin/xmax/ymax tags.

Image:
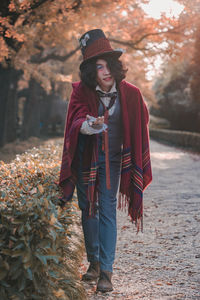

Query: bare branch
<box><xmin>71</xmin><ymin>0</ymin><xmax>82</xmax><ymax>11</ymax></box>
<box><xmin>30</xmin><ymin>45</ymin><xmax>80</xmax><ymax>63</ymax></box>
<box><xmin>24</xmin><ymin>0</ymin><xmax>53</xmax><ymax>12</ymax></box>
<box><xmin>109</xmin><ymin>27</ymin><xmax>186</xmax><ymax>50</ymax></box>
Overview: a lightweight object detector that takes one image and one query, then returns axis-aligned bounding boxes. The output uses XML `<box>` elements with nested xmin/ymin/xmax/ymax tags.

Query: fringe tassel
<box><xmin>118</xmin><ymin>193</ymin><xmax>129</xmax><ymax>211</ymax></box>
<box><xmin>104</xmin><ymin>130</ymin><xmax>111</xmax><ymax>190</ymax></box>
<box><xmin>131</xmin><ymin>206</ymin><xmax>143</xmax><ymax>234</ymax></box>
<box><xmin>118</xmin><ymin>192</ymin><xmax>143</xmax><ymax>233</ymax></box>
<box><xmin>134</xmin><ymin>215</ymin><xmax>143</xmax><ymax>233</ymax></box>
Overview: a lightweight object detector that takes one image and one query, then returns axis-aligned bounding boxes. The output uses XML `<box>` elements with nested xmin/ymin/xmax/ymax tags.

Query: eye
<box><xmin>96</xmin><ymin>64</ymin><xmax>103</xmax><ymax>70</ymax></box>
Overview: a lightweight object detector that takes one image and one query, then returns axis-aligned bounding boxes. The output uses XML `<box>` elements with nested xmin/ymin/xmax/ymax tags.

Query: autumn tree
<box><xmin>1</xmin><ymin>0</ymin><xmax>198</xmax><ymax>146</ymax></box>
<box><xmin>0</xmin><ymin>0</ymin><xmax>82</xmax><ymax>145</ymax></box>
<box><xmin>152</xmin><ymin>0</ymin><xmax>200</xmax><ymax>132</ymax></box>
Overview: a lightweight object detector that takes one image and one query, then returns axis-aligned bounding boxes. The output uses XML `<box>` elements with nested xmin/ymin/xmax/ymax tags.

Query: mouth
<box><xmin>103</xmin><ymin>77</ymin><xmax>112</xmax><ymax>82</ymax></box>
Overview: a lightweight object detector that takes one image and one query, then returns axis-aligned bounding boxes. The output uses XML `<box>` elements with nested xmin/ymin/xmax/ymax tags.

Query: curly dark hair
<box><xmin>79</xmin><ymin>53</ymin><xmax>127</xmax><ymax>89</ymax></box>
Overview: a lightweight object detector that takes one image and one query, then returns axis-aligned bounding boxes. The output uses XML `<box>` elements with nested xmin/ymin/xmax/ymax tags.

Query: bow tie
<box><xmin>96</xmin><ymin>90</ymin><xmax>117</xmax><ymax>99</ymax></box>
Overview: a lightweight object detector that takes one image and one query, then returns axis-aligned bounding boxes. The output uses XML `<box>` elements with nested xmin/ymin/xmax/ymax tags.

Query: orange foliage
<box><xmin>0</xmin><ymin>0</ymin><xmax>199</xmax><ymax>97</ymax></box>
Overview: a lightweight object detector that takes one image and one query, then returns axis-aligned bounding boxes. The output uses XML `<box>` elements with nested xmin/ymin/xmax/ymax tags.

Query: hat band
<box><xmin>83</xmin><ymin>37</ymin><xmax>114</xmax><ymax>61</ymax></box>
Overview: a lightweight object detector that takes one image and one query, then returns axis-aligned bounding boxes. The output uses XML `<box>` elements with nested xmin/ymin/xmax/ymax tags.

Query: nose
<box><xmin>104</xmin><ymin>65</ymin><xmax>110</xmax><ymax>75</ymax></box>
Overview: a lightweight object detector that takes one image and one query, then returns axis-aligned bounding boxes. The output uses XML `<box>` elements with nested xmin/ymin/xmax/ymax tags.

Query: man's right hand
<box><xmin>86</xmin><ymin>115</ymin><xmax>104</xmax><ymax>129</ymax></box>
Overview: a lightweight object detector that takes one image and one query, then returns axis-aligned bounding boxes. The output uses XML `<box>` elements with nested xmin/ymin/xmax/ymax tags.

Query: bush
<box><xmin>0</xmin><ymin>140</ymin><xmax>86</xmax><ymax>300</ymax></box>
<box><xmin>152</xmin><ymin>60</ymin><xmax>200</xmax><ymax>133</ymax></box>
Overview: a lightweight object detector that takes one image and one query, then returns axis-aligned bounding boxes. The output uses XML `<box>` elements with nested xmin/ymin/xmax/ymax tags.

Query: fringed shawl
<box><xmin>59</xmin><ymin>80</ymin><xmax>152</xmax><ymax>231</ymax></box>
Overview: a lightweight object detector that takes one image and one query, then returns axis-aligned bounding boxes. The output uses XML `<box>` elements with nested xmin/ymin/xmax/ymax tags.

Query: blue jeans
<box><xmin>76</xmin><ymin>135</ymin><xmax>121</xmax><ymax>272</ymax></box>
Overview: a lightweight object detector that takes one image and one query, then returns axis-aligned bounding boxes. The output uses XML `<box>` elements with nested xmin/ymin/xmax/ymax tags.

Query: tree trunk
<box><xmin>21</xmin><ymin>78</ymin><xmax>44</xmax><ymax>140</ymax></box>
<box><xmin>0</xmin><ymin>65</ymin><xmax>20</xmax><ymax>147</ymax></box>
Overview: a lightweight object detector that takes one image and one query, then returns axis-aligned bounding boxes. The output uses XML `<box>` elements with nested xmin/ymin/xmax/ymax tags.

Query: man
<box><xmin>59</xmin><ymin>29</ymin><xmax>152</xmax><ymax>293</ymax></box>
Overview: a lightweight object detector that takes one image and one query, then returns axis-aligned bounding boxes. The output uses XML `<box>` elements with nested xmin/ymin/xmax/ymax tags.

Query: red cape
<box><xmin>59</xmin><ymin>80</ymin><xmax>152</xmax><ymax>231</ymax></box>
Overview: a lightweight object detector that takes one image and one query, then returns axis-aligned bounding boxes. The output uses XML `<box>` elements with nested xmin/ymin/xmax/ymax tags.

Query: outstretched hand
<box><xmin>86</xmin><ymin>115</ymin><xmax>104</xmax><ymax>129</ymax></box>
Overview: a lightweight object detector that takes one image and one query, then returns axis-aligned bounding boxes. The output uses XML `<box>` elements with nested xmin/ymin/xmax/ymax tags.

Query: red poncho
<box><xmin>59</xmin><ymin>80</ymin><xmax>152</xmax><ymax>231</ymax></box>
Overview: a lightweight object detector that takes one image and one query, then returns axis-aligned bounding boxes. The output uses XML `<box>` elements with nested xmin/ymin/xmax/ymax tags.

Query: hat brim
<box><xmin>79</xmin><ymin>49</ymin><xmax>123</xmax><ymax>69</ymax></box>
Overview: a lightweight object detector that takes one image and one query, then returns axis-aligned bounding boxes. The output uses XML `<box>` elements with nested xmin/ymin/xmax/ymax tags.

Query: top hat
<box><xmin>79</xmin><ymin>29</ymin><xmax>123</xmax><ymax>69</ymax></box>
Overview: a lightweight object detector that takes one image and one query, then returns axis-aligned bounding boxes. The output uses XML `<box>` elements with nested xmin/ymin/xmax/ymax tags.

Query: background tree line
<box><xmin>152</xmin><ymin>0</ymin><xmax>200</xmax><ymax>133</ymax></box>
<box><xmin>0</xmin><ymin>0</ymin><xmax>199</xmax><ymax>148</ymax></box>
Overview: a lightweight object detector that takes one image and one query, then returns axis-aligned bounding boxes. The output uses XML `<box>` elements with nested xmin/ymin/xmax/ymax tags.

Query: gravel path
<box><xmin>81</xmin><ymin>140</ymin><xmax>200</xmax><ymax>299</ymax></box>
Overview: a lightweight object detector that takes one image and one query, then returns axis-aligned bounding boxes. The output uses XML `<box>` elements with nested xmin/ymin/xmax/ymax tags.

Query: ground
<box><xmin>81</xmin><ymin>139</ymin><xmax>200</xmax><ymax>300</ymax></box>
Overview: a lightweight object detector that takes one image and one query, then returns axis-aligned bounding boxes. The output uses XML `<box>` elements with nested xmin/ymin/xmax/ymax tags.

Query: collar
<box><xmin>96</xmin><ymin>81</ymin><xmax>117</xmax><ymax>93</ymax></box>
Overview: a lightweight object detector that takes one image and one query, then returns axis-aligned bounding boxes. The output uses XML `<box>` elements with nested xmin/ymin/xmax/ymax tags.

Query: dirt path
<box><xmin>82</xmin><ymin>140</ymin><xmax>200</xmax><ymax>299</ymax></box>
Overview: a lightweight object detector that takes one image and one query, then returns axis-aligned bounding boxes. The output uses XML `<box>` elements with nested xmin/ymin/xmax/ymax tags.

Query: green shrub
<box><xmin>0</xmin><ymin>141</ymin><xmax>86</xmax><ymax>300</ymax></box>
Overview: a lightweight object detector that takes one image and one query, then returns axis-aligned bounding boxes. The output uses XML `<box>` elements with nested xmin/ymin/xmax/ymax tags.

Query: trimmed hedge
<box><xmin>0</xmin><ymin>141</ymin><xmax>86</xmax><ymax>300</ymax></box>
<box><xmin>150</xmin><ymin>128</ymin><xmax>200</xmax><ymax>152</ymax></box>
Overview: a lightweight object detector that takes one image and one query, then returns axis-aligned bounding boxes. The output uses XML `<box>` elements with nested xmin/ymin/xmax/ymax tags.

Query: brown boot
<box><xmin>96</xmin><ymin>270</ymin><xmax>113</xmax><ymax>292</ymax></box>
<box><xmin>82</xmin><ymin>262</ymin><xmax>100</xmax><ymax>281</ymax></box>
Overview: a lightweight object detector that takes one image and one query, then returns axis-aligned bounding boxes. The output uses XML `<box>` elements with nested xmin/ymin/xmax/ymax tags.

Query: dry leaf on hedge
<box><xmin>38</xmin><ymin>184</ymin><xmax>44</xmax><ymax>193</ymax></box>
<box><xmin>49</xmin><ymin>213</ymin><xmax>57</xmax><ymax>225</ymax></box>
<box><xmin>54</xmin><ymin>288</ymin><xmax>65</xmax><ymax>297</ymax></box>
<box><xmin>30</xmin><ymin>187</ymin><xmax>37</xmax><ymax>194</ymax></box>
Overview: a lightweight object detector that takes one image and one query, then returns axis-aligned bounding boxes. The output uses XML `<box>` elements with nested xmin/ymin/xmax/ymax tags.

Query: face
<box><xmin>96</xmin><ymin>59</ymin><xmax>114</xmax><ymax>92</ymax></box>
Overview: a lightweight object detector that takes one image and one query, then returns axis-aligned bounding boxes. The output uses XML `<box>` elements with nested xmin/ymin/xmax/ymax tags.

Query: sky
<box><xmin>141</xmin><ymin>0</ymin><xmax>184</xmax><ymax>19</ymax></box>
<box><xmin>141</xmin><ymin>0</ymin><xmax>184</xmax><ymax>79</ymax></box>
